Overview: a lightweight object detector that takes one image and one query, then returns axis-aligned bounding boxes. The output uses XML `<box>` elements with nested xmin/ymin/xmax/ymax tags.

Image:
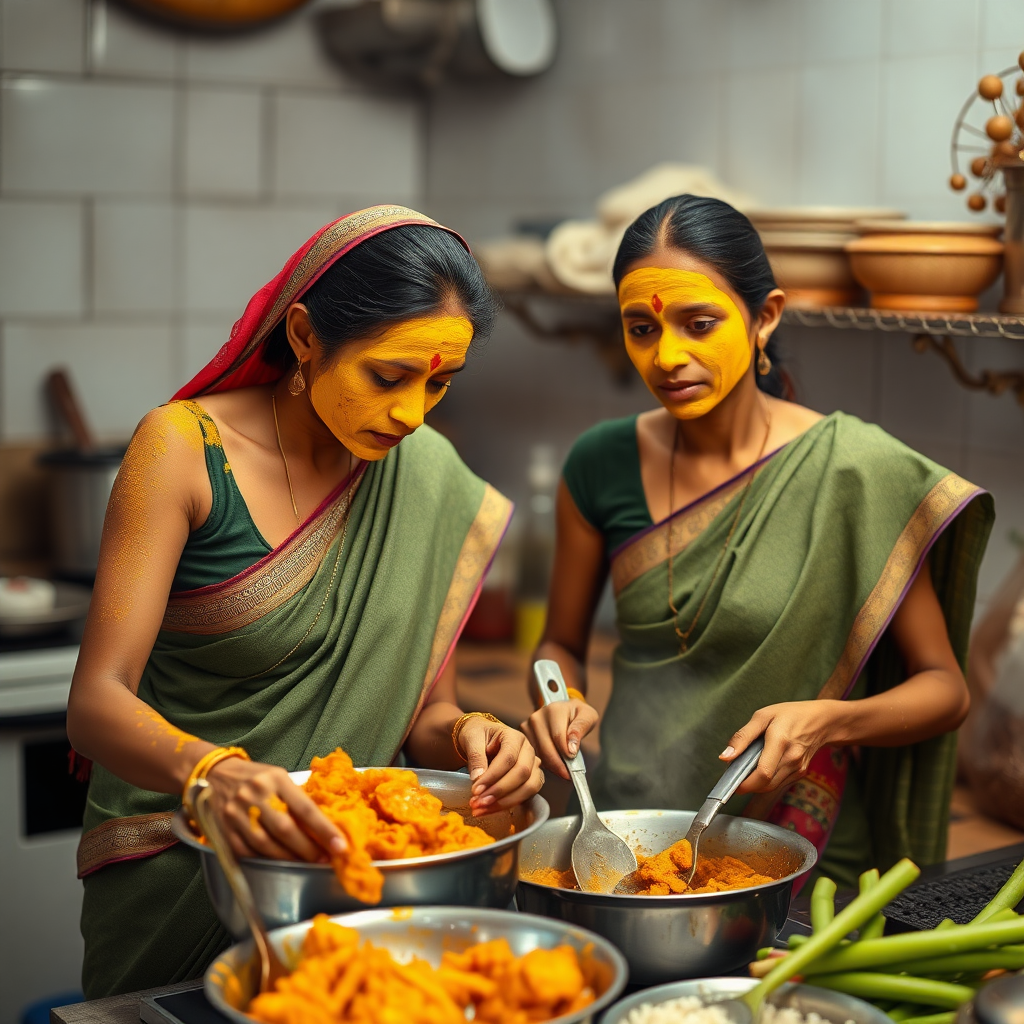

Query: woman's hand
<box><xmin>520</xmin><ymin>698</ymin><xmax>600</xmax><ymax>780</ymax></box>
<box><xmin>725</xmin><ymin>700</ymin><xmax>839</xmax><ymax>795</ymax></box>
<box><xmin>204</xmin><ymin>757</ymin><xmax>347</xmax><ymax>863</ymax></box>
<box><xmin>459</xmin><ymin>718</ymin><xmax>544</xmax><ymax>814</ymax></box>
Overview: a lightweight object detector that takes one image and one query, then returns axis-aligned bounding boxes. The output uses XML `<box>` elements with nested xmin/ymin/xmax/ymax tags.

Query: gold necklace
<box><xmin>666</xmin><ymin>396</ymin><xmax>772</xmax><ymax>654</ymax></box>
<box><xmin>272</xmin><ymin>393</ymin><xmax>300</xmax><ymax>524</ymax></box>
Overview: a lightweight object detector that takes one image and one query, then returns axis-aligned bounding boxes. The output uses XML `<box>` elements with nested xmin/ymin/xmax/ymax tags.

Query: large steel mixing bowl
<box><xmin>205</xmin><ymin>905</ymin><xmax>629</xmax><ymax>1024</ymax></box>
<box><xmin>516</xmin><ymin>810</ymin><xmax>816</xmax><ymax>986</ymax></box>
<box><xmin>171</xmin><ymin>768</ymin><xmax>549</xmax><ymax>938</ymax></box>
<box><xmin>602</xmin><ymin>976</ymin><xmax>891</xmax><ymax>1024</ymax></box>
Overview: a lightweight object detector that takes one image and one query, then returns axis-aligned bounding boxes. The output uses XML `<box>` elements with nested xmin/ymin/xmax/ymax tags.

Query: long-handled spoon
<box><xmin>186</xmin><ymin>778</ymin><xmax>287</xmax><ymax>993</ymax></box>
<box><xmin>533</xmin><ymin>659</ymin><xmax>637</xmax><ymax>894</ymax></box>
<box><xmin>614</xmin><ymin>734</ymin><xmax>766</xmax><ymax>895</ymax></box>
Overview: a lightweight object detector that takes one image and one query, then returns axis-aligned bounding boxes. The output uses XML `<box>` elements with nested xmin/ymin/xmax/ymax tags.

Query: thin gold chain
<box><xmin>667</xmin><ymin>396</ymin><xmax>772</xmax><ymax>655</ymax></box>
<box><xmin>272</xmin><ymin>393</ymin><xmax>300</xmax><ymax>524</ymax></box>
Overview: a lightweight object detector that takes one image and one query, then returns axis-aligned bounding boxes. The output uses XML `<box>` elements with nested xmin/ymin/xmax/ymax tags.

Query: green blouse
<box><xmin>169</xmin><ymin>401</ymin><xmax>272</xmax><ymax>592</ymax></box>
<box><xmin>562</xmin><ymin>415</ymin><xmax>651</xmax><ymax>556</ymax></box>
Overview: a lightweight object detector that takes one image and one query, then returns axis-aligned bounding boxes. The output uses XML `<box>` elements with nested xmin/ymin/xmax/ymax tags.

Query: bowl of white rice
<box><xmin>601</xmin><ymin>976</ymin><xmax>889</xmax><ymax>1024</ymax></box>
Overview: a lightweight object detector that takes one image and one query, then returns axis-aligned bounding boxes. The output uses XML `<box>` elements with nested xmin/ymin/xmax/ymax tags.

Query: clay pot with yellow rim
<box><xmin>845</xmin><ymin>231</ymin><xmax>1004</xmax><ymax>312</ymax></box>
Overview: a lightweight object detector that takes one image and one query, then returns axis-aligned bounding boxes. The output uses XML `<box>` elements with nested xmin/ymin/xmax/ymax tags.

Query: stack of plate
<box><xmin>748</xmin><ymin>207</ymin><xmax>905</xmax><ymax>309</ymax></box>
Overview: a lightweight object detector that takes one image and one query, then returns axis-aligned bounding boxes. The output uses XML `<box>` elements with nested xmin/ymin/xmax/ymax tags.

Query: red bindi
<box><xmin>652</xmin><ymin>294</ymin><xmax>663</xmax><ymax>313</ymax></box>
<box><xmin>429</xmin><ymin>353</ymin><xmax>442</xmax><ymax>371</ymax></box>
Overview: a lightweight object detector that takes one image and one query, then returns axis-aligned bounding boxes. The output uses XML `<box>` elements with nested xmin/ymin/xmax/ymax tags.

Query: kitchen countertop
<box><xmin>51</xmin><ymin>842</ymin><xmax>1024</xmax><ymax>1024</ymax></box>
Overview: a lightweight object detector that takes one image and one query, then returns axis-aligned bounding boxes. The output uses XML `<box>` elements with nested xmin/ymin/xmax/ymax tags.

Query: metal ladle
<box><xmin>533</xmin><ymin>659</ymin><xmax>638</xmax><ymax>894</ymax></box>
<box><xmin>614</xmin><ymin>734</ymin><xmax>766</xmax><ymax>895</ymax></box>
<box><xmin>186</xmin><ymin>778</ymin><xmax>287</xmax><ymax>993</ymax></box>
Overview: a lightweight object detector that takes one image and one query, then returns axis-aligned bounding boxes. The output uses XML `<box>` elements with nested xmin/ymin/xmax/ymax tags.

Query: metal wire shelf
<box><xmin>781</xmin><ymin>305</ymin><xmax>1024</xmax><ymax>340</ymax></box>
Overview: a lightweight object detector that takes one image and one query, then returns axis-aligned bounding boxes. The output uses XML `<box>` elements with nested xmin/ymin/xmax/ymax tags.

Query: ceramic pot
<box><xmin>845</xmin><ymin>232</ymin><xmax>1004</xmax><ymax>312</ymax></box>
<box><xmin>760</xmin><ymin>230</ymin><xmax>863</xmax><ymax>308</ymax></box>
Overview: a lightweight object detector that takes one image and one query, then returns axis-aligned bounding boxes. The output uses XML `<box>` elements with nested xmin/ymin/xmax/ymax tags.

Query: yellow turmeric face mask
<box><xmin>618</xmin><ymin>267</ymin><xmax>753</xmax><ymax>419</ymax></box>
<box><xmin>308</xmin><ymin>314</ymin><xmax>472</xmax><ymax>461</ymax></box>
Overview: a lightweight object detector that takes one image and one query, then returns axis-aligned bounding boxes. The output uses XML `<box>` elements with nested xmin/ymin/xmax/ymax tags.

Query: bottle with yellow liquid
<box><xmin>515</xmin><ymin>445</ymin><xmax>557</xmax><ymax>652</ymax></box>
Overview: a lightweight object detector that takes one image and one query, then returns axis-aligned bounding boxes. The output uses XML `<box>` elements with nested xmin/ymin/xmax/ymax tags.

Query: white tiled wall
<box><xmin>425</xmin><ymin>0</ymin><xmax>1024</xmax><ymax>603</ymax></box>
<box><xmin>0</xmin><ymin>0</ymin><xmax>424</xmax><ymax>442</ymax></box>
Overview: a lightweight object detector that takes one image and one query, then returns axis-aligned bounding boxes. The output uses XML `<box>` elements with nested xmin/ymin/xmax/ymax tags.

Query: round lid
<box><xmin>845</xmin><ymin>233</ymin><xmax>1004</xmax><ymax>254</ymax></box>
<box><xmin>856</xmin><ymin>219</ymin><xmax>1003</xmax><ymax>237</ymax></box>
<box><xmin>974</xmin><ymin>973</ymin><xmax>1024</xmax><ymax>1024</ymax></box>
<box><xmin>759</xmin><ymin>230</ymin><xmax>854</xmax><ymax>250</ymax></box>
<box><xmin>749</xmin><ymin>206</ymin><xmax>906</xmax><ymax>224</ymax></box>
<box><xmin>476</xmin><ymin>0</ymin><xmax>557</xmax><ymax>76</ymax></box>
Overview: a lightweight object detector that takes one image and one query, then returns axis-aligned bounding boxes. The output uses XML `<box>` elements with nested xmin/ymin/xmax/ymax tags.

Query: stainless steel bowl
<box><xmin>205</xmin><ymin>905</ymin><xmax>629</xmax><ymax>1024</ymax></box>
<box><xmin>601</xmin><ymin>976</ymin><xmax>891</xmax><ymax>1024</ymax></box>
<box><xmin>171</xmin><ymin>768</ymin><xmax>550</xmax><ymax>938</ymax></box>
<box><xmin>516</xmin><ymin>810</ymin><xmax>816</xmax><ymax>986</ymax></box>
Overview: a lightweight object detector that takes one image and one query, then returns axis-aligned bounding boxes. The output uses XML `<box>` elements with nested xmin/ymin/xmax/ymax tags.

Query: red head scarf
<box><xmin>173</xmin><ymin>205</ymin><xmax>469</xmax><ymax>401</ymax></box>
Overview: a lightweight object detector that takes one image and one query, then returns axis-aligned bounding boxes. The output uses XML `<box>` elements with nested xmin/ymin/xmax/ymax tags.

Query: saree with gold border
<box><xmin>590</xmin><ymin>412</ymin><xmax>992</xmax><ymax>883</ymax></box>
<box><xmin>75</xmin><ymin>206</ymin><xmax>512</xmax><ymax>997</ymax></box>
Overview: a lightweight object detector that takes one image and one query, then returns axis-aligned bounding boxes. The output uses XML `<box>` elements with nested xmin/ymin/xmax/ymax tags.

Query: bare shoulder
<box><xmin>766</xmin><ymin>397</ymin><xmax>824</xmax><ymax>445</ymax></box>
<box><xmin>117</xmin><ymin>404</ymin><xmax>208</xmax><ymax>512</ymax></box>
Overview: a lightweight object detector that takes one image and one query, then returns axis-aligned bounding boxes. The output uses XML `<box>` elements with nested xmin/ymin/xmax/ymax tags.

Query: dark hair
<box><xmin>264</xmin><ymin>224</ymin><xmax>496</xmax><ymax>369</ymax></box>
<box><xmin>612</xmin><ymin>194</ymin><xmax>786</xmax><ymax>398</ymax></box>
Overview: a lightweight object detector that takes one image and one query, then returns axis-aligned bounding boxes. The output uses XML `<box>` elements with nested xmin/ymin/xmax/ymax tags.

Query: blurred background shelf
<box><xmin>781</xmin><ymin>306</ymin><xmax>1024</xmax><ymax>340</ymax></box>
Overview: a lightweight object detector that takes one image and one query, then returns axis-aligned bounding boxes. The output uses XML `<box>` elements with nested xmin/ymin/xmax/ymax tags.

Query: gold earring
<box><xmin>288</xmin><ymin>361</ymin><xmax>306</xmax><ymax>396</ymax></box>
<box><xmin>757</xmin><ymin>346</ymin><xmax>772</xmax><ymax>376</ymax></box>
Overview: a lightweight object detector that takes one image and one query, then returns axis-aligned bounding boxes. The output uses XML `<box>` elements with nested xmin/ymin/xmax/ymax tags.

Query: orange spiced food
<box><xmin>303</xmin><ymin>749</ymin><xmax>493</xmax><ymax>904</ymax></box>
<box><xmin>522</xmin><ymin>839</ymin><xmax>774</xmax><ymax>895</ymax></box>
<box><xmin>247</xmin><ymin>913</ymin><xmax>599</xmax><ymax>1024</ymax></box>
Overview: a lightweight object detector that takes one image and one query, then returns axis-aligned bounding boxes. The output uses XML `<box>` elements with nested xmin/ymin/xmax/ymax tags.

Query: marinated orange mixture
<box><xmin>521</xmin><ymin>839</ymin><xmax>775</xmax><ymax>895</ymax></box>
<box><xmin>304</xmin><ymin>749</ymin><xmax>493</xmax><ymax>904</ymax></box>
<box><xmin>247</xmin><ymin>914</ymin><xmax>599</xmax><ymax>1024</ymax></box>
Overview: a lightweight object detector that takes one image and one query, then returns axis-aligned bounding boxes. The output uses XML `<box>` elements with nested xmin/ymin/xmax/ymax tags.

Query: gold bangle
<box><xmin>566</xmin><ymin>687</ymin><xmax>587</xmax><ymax>703</ymax></box>
<box><xmin>182</xmin><ymin>745</ymin><xmax>250</xmax><ymax>806</ymax></box>
<box><xmin>451</xmin><ymin>712</ymin><xmax>502</xmax><ymax>763</ymax></box>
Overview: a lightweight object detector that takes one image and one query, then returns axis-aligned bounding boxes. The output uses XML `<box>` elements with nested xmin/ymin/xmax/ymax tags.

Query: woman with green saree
<box><xmin>523</xmin><ymin>194</ymin><xmax>993</xmax><ymax>888</ymax></box>
<box><xmin>66</xmin><ymin>205</ymin><xmax>543</xmax><ymax>998</ymax></box>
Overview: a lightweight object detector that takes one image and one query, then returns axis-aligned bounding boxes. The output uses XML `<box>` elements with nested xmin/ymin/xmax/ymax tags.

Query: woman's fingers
<box><xmin>490</xmin><ymin>758</ymin><xmax>545</xmax><ymax>811</ymax></box>
<box><xmin>522</xmin><ymin>705</ymin><xmax>573</xmax><ymax>779</ymax></box>
<box><xmin>460</xmin><ymin>720</ymin><xmax>501</xmax><ymax>794</ymax></box>
<box><xmin>471</xmin><ymin>731</ymin><xmax>538</xmax><ymax>809</ymax></box>
<box><xmin>275</xmin><ymin>785</ymin><xmax>345</xmax><ymax>859</ymax></box>
<box><xmin>206</xmin><ymin>760</ymin><xmax>343</xmax><ymax>862</ymax></box>
<box><xmin>722</xmin><ymin>708</ymin><xmax>772</xmax><ymax>760</ymax></box>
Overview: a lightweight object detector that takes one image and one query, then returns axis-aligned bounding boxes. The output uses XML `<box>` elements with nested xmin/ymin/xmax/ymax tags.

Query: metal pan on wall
<box><xmin>316</xmin><ymin>0</ymin><xmax>557</xmax><ymax>89</ymax></box>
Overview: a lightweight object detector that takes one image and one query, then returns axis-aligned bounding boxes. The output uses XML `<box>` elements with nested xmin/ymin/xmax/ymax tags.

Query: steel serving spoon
<box><xmin>533</xmin><ymin>659</ymin><xmax>638</xmax><ymax>894</ymax></box>
<box><xmin>186</xmin><ymin>778</ymin><xmax>288</xmax><ymax>993</ymax></box>
<box><xmin>614</xmin><ymin>734</ymin><xmax>766</xmax><ymax>895</ymax></box>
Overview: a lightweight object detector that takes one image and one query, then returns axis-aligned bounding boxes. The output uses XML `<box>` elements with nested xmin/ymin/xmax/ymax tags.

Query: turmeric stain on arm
<box><xmin>135</xmin><ymin>706</ymin><xmax>199</xmax><ymax>753</ymax></box>
<box><xmin>96</xmin><ymin>403</ymin><xmax>205</xmax><ymax>624</ymax></box>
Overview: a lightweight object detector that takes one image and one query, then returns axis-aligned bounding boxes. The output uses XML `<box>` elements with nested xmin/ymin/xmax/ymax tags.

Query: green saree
<box><xmin>77</xmin><ymin>425</ymin><xmax>511</xmax><ymax>997</ymax></box>
<box><xmin>590</xmin><ymin>412</ymin><xmax>993</xmax><ymax>883</ymax></box>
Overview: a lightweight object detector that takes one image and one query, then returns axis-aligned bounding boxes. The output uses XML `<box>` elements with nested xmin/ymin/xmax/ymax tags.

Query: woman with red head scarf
<box><xmin>67</xmin><ymin>206</ymin><xmax>542</xmax><ymax>996</ymax></box>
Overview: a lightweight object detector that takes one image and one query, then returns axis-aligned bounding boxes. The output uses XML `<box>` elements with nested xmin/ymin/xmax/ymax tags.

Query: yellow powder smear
<box><xmin>98</xmin><ymin>403</ymin><xmax>205</xmax><ymax>623</ymax></box>
<box><xmin>134</xmin><ymin>706</ymin><xmax>198</xmax><ymax>753</ymax></box>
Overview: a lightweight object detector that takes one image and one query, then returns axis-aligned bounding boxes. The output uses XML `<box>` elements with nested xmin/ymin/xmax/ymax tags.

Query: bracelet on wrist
<box><xmin>182</xmin><ymin>745</ymin><xmax>250</xmax><ymax>810</ymax></box>
<box><xmin>451</xmin><ymin>712</ymin><xmax>502</xmax><ymax>763</ymax></box>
